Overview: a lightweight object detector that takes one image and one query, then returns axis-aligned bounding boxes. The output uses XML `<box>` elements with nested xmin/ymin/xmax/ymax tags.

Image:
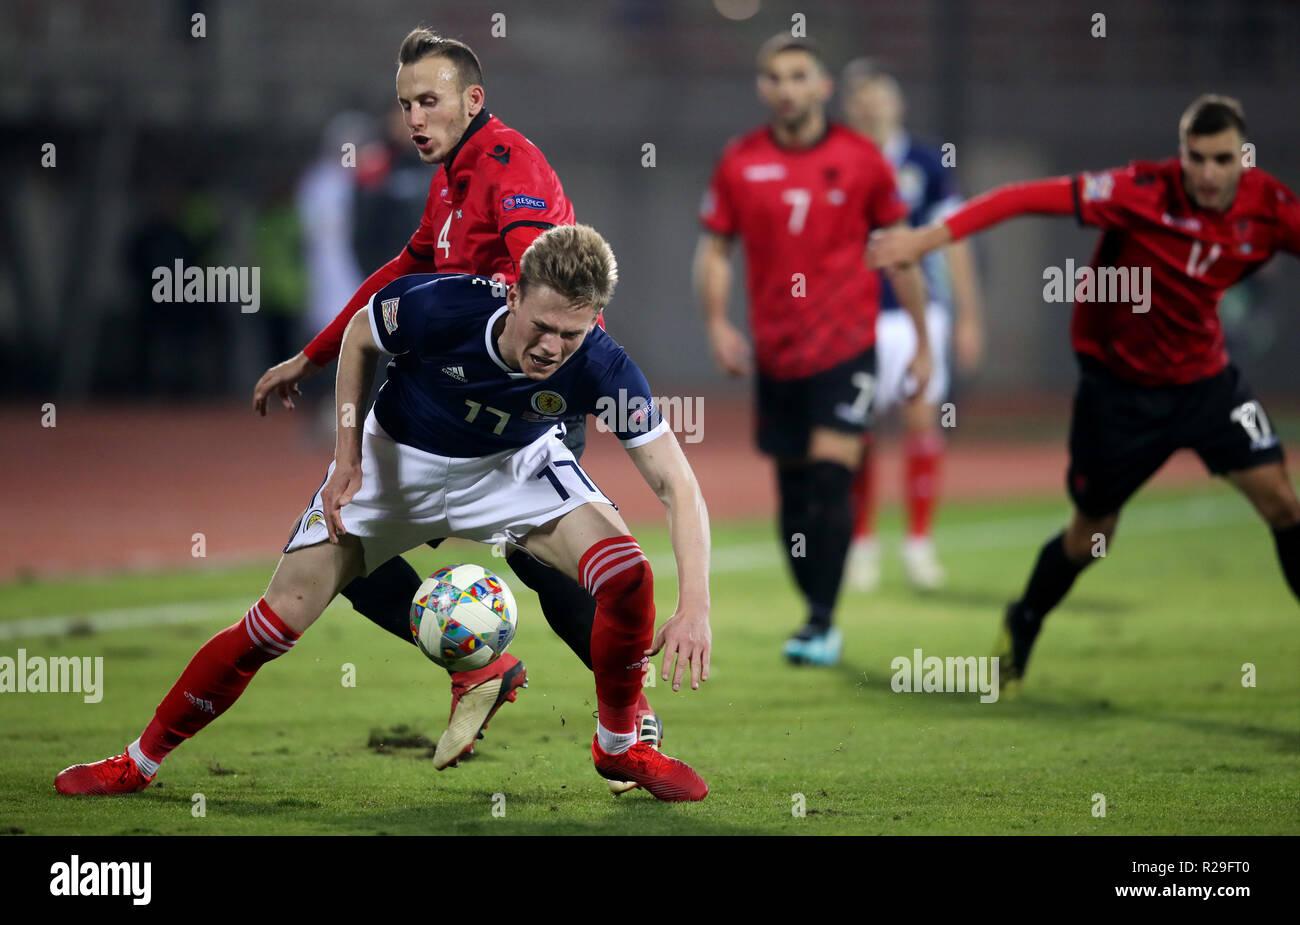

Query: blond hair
<box><xmin>517</xmin><ymin>224</ymin><xmax>619</xmax><ymax>311</ymax></box>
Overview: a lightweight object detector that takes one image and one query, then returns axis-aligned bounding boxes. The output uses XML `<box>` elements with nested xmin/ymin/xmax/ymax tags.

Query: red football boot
<box><xmin>607</xmin><ymin>692</ymin><xmax>664</xmax><ymax>795</ymax></box>
<box><xmin>592</xmin><ymin>735</ymin><xmax>708</xmax><ymax>802</ymax></box>
<box><xmin>55</xmin><ymin>753</ymin><xmax>154</xmax><ymax>796</ymax></box>
<box><xmin>433</xmin><ymin>653</ymin><xmax>528</xmax><ymax>770</ymax></box>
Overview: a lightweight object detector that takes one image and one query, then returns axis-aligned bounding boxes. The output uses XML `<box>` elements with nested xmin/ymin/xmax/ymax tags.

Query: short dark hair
<box><xmin>841</xmin><ymin>56</ymin><xmax>883</xmax><ymax>88</ymax></box>
<box><xmin>840</xmin><ymin>56</ymin><xmax>900</xmax><ymax>97</ymax></box>
<box><xmin>756</xmin><ymin>33</ymin><xmax>827</xmax><ymax>74</ymax></box>
<box><xmin>1179</xmin><ymin>94</ymin><xmax>1247</xmax><ymax>142</ymax></box>
<box><xmin>397</xmin><ymin>28</ymin><xmax>483</xmax><ymax>91</ymax></box>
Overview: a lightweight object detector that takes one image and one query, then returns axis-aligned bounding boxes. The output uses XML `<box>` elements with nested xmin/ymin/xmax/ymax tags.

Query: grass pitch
<box><xmin>1</xmin><ymin>484</ymin><xmax>1296</xmax><ymax>835</ymax></box>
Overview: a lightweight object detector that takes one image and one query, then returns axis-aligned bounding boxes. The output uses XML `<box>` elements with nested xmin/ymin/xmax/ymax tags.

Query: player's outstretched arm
<box><xmin>869</xmin><ymin>220</ymin><xmax>954</xmax><ymax>269</ymax></box>
<box><xmin>626</xmin><ymin>430</ymin><xmax>712</xmax><ymax>692</ymax></box>
<box><xmin>320</xmin><ymin>308</ymin><xmax>380</xmax><ymax>543</ymax></box>
<box><xmin>869</xmin><ymin>176</ymin><xmax>1076</xmax><ymax>269</ymax></box>
<box><xmin>252</xmin><ymin>350</ymin><xmax>324</xmax><ymax>416</ymax></box>
<box><xmin>694</xmin><ymin>232</ymin><xmax>750</xmax><ymax>377</ymax></box>
<box><xmin>947</xmin><ymin>238</ymin><xmax>986</xmax><ymax>374</ymax></box>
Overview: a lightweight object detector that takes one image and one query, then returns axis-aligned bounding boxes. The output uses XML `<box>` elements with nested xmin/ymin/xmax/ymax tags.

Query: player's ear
<box><xmin>464</xmin><ymin>83</ymin><xmax>485</xmax><ymax>116</ymax></box>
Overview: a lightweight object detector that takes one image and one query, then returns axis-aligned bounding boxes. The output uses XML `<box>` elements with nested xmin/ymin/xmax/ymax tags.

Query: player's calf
<box><xmin>579</xmin><ymin>535</ymin><xmax>655</xmax><ymax>752</ymax></box>
<box><xmin>998</xmin><ymin>512</ymin><xmax>1113</xmax><ymax>690</ymax></box>
<box><xmin>506</xmin><ymin>547</ymin><xmax>596</xmax><ymax>669</ymax></box>
<box><xmin>1228</xmin><ymin>463</ymin><xmax>1300</xmax><ymax>601</ymax></box>
<box><xmin>55</xmin><ymin>598</ymin><xmax>301</xmax><ymax>794</ymax></box>
<box><xmin>339</xmin><ymin>555</ymin><xmax>424</xmax><ymax>646</ymax></box>
<box><xmin>55</xmin><ymin>541</ymin><xmax>358</xmax><ymax>793</ymax></box>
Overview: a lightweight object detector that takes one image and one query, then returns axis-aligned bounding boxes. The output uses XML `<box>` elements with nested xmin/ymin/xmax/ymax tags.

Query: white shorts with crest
<box><xmin>285</xmin><ymin>410</ymin><xmax>613</xmax><ymax>574</ymax></box>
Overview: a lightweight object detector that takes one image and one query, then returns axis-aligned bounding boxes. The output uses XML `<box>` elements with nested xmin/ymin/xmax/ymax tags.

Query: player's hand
<box><xmin>320</xmin><ymin>460</ymin><xmax>362</xmax><ymax>543</ymax></box>
<box><xmin>253</xmin><ymin>351</ymin><xmax>323</xmax><ymax>416</ymax></box>
<box><xmin>954</xmin><ymin>315</ymin><xmax>985</xmax><ymax>375</ymax></box>
<box><xmin>707</xmin><ymin>320</ymin><xmax>751</xmax><ymax>377</ymax></box>
<box><xmin>907</xmin><ymin>342</ymin><xmax>933</xmax><ymax>400</ymax></box>
<box><xmin>868</xmin><ymin>227</ymin><xmax>925</xmax><ymax>269</ymax></box>
<box><xmin>646</xmin><ymin>606</ymin><xmax>711</xmax><ymax>692</ymax></box>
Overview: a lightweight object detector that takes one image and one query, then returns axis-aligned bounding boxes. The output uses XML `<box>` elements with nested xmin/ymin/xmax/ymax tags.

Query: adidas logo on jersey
<box><xmin>442</xmin><ymin>366</ymin><xmax>467</xmax><ymax>382</ymax></box>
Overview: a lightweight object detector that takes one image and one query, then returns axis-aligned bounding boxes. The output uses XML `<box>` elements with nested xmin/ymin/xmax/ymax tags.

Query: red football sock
<box><xmin>137</xmin><ymin>599</ymin><xmax>300</xmax><ymax>764</ymax></box>
<box><xmin>851</xmin><ymin>435</ymin><xmax>876</xmax><ymax>541</ymax></box>
<box><xmin>904</xmin><ymin>431</ymin><xmax>944</xmax><ymax>538</ymax></box>
<box><xmin>580</xmin><ymin>536</ymin><xmax>654</xmax><ymax>736</ymax></box>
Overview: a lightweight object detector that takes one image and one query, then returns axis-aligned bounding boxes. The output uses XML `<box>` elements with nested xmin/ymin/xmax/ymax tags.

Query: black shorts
<box><xmin>756</xmin><ymin>346</ymin><xmax>876</xmax><ymax>459</ymax></box>
<box><xmin>1067</xmin><ymin>355</ymin><xmax>1284</xmax><ymax>518</ymax></box>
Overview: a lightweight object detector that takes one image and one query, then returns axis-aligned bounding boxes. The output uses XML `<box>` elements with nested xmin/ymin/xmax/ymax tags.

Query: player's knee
<box><xmin>579</xmin><ymin>536</ymin><xmax>652</xmax><ymax>602</ymax></box>
<box><xmin>807</xmin><ymin>430</ymin><xmax>862</xmax><ymax>469</ymax></box>
<box><xmin>262</xmin><ymin>590</ymin><xmax>319</xmax><ymax>636</ymax></box>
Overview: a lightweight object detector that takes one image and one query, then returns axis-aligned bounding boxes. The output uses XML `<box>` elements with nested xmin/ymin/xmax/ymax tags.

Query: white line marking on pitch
<box><xmin>0</xmin><ymin>494</ymin><xmax>1254</xmax><ymax>641</ymax></box>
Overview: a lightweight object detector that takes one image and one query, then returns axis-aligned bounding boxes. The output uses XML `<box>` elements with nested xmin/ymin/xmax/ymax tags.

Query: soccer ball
<box><xmin>410</xmin><ymin>564</ymin><xmax>518</xmax><ymax>672</ymax></box>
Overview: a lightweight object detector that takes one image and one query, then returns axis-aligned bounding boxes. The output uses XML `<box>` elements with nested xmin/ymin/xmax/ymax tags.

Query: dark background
<box><xmin>2</xmin><ymin>0</ymin><xmax>1297</xmax><ymax>401</ymax></box>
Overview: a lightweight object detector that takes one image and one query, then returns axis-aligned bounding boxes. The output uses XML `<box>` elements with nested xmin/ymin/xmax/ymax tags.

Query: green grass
<box><xmin>1</xmin><ymin>483</ymin><xmax>1296</xmax><ymax>835</ymax></box>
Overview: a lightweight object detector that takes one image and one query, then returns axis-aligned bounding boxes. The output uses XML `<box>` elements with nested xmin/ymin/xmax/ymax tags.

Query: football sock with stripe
<box><xmin>1014</xmin><ymin>531</ymin><xmax>1092</xmax><ymax>624</ymax></box>
<box><xmin>904</xmin><ymin>431</ymin><xmax>943</xmax><ymax>538</ymax></box>
<box><xmin>1273</xmin><ymin>521</ymin><xmax>1300</xmax><ymax>601</ymax></box>
<box><xmin>134</xmin><ymin>598</ymin><xmax>301</xmax><ymax>770</ymax></box>
<box><xmin>507</xmin><ymin>548</ymin><xmax>596</xmax><ymax>670</ymax></box>
<box><xmin>580</xmin><ymin>536</ymin><xmax>654</xmax><ymax>741</ymax></box>
<box><xmin>340</xmin><ymin>555</ymin><xmax>423</xmax><ymax>647</ymax></box>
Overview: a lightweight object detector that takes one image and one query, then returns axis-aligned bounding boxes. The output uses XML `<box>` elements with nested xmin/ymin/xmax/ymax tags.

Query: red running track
<box><xmin>0</xmin><ymin>399</ymin><xmax>1273</xmax><ymax>580</ymax></box>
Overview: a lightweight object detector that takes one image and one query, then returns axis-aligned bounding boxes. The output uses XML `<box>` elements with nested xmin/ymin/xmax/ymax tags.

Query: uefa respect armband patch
<box><xmin>502</xmin><ymin>194</ymin><xmax>547</xmax><ymax>211</ymax></box>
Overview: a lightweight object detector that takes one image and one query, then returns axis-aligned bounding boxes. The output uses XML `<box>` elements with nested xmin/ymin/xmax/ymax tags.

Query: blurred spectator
<box><xmin>352</xmin><ymin>108</ymin><xmax>431</xmax><ymax>274</ymax></box>
<box><xmin>253</xmin><ymin>174</ymin><xmax>307</xmax><ymax>370</ymax></box>
<box><xmin>122</xmin><ymin>180</ymin><xmax>224</xmax><ymax>395</ymax></box>
<box><xmin>296</xmin><ymin>111</ymin><xmax>374</xmax><ymax>342</ymax></box>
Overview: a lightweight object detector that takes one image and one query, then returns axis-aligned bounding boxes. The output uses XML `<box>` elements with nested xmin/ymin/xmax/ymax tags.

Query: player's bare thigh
<box><xmin>264</xmin><ymin>535</ymin><xmax>366</xmax><ymax>634</ymax></box>
<box><xmin>520</xmin><ymin>501</ymin><xmax>632</xmax><ymax>582</ymax></box>
<box><xmin>1226</xmin><ymin>461</ymin><xmax>1300</xmax><ymax>529</ymax></box>
<box><xmin>808</xmin><ymin>426</ymin><xmax>864</xmax><ymax>469</ymax></box>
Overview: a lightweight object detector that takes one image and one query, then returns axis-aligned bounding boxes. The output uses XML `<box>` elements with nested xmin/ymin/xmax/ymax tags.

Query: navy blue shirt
<box><xmin>877</xmin><ymin>133</ymin><xmax>962</xmax><ymax>311</ymax></box>
<box><xmin>367</xmin><ymin>273</ymin><xmax>666</xmax><ymax>458</ymax></box>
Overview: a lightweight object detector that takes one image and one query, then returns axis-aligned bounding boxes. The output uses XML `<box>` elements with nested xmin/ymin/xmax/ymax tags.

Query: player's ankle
<box><xmin>127</xmin><ymin>739</ymin><xmax>161</xmax><ymax>778</ymax></box>
<box><xmin>596</xmin><ymin>722</ymin><xmax>636</xmax><ymax>755</ymax></box>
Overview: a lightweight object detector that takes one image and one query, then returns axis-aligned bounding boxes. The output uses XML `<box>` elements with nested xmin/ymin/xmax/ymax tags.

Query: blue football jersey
<box><xmin>878</xmin><ymin>133</ymin><xmax>962</xmax><ymax>311</ymax></box>
<box><xmin>367</xmin><ymin>273</ymin><xmax>666</xmax><ymax>458</ymax></box>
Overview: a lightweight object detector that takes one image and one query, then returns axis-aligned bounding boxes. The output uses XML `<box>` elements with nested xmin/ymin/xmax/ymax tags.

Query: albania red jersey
<box><xmin>409</xmin><ymin>110</ymin><xmax>576</xmax><ymax>282</ymax></box>
<box><xmin>1071</xmin><ymin>158</ymin><xmax>1300</xmax><ymax>385</ymax></box>
<box><xmin>303</xmin><ymin>110</ymin><xmax>584</xmax><ymax>365</ymax></box>
<box><xmin>701</xmin><ymin>123</ymin><xmax>907</xmax><ymax>380</ymax></box>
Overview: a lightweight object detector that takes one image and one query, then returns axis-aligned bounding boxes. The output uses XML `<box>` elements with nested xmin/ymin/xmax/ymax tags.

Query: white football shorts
<box><xmin>284</xmin><ymin>410</ymin><xmax>614</xmax><ymax>574</ymax></box>
<box><xmin>873</xmin><ymin>304</ymin><xmax>951</xmax><ymax>414</ymax></box>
